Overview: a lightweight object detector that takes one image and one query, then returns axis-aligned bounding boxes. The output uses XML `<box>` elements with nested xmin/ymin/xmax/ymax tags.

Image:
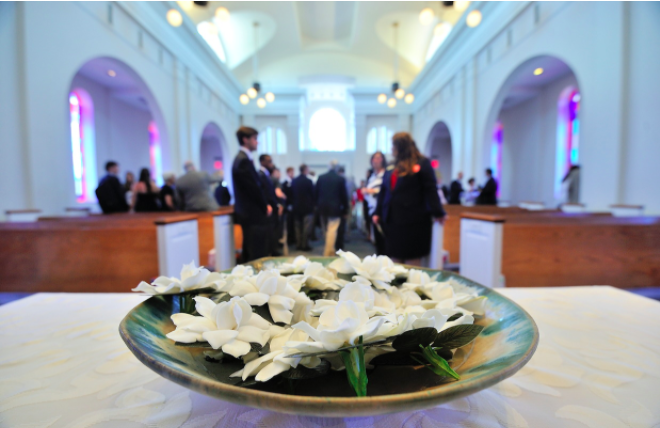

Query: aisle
<box><xmin>286</xmin><ymin>226</ymin><xmax>375</xmax><ymax>259</ymax></box>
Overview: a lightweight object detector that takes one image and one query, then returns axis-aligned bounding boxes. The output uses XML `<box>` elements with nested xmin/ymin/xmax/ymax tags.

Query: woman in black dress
<box><xmin>372</xmin><ymin>132</ymin><xmax>446</xmax><ymax>266</ymax></box>
<box><xmin>132</xmin><ymin>168</ymin><xmax>161</xmax><ymax>212</ymax></box>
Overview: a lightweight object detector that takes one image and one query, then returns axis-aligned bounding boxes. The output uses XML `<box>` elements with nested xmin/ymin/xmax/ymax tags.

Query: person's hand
<box><xmin>267</xmin><ymin>205</ymin><xmax>273</xmax><ymax>216</ymax></box>
<box><xmin>278</xmin><ymin>204</ymin><xmax>284</xmax><ymax>216</ymax></box>
<box><xmin>372</xmin><ymin>215</ymin><xmax>380</xmax><ymax>225</ymax></box>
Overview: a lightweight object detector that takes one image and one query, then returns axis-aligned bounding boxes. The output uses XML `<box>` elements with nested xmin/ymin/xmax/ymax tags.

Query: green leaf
<box><xmin>433</xmin><ymin>324</ymin><xmax>484</xmax><ymax>349</ymax></box>
<box><xmin>339</xmin><ymin>336</ymin><xmax>368</xmax><ymax>397</ymax></box>
<box><xmin>446</xmin><ymin>313</ymin><xmax>463</xmax><ymax>322</ymax></box>
<box><xmin>280</xmin><ymin>359</ymin><xmax>330</xmax><ymax>380</ymax></box>
<box><xmin>415</xmin><ymin>346</ymin><xmax>460</xmax><ymax>380</ymax></box>
<box><xmin>391</xmin><ymin>327</ymin><xmax>438</xmax><ymax>352</ymax></box>
<box><xmin>433</xmin><ymin>347</ymin><xmax>453</xmax><ymax>361</ymax></box>
<box><xmin>369</xmin><ymin>351</ymin><xmax>421</xmax><ymax>366</ymax></box>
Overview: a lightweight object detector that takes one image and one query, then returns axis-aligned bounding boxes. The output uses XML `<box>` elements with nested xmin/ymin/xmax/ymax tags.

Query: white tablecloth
<box><xmin>1</xmin><ymin>287</ymin><xmax>659</xmax><ymax>428</ymax></box>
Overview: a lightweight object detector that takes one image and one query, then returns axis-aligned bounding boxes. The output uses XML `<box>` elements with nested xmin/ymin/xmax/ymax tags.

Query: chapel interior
<box><xmin>1</xmin><ymin>2</ymin><xmax>660</xmax><ymax>424</ymax></box>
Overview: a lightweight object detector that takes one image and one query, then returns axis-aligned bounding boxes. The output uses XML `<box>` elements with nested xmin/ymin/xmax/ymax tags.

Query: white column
<box><xmin>156</xmin><ymin>216</ymin><xmax>199</xmax><ymax>277</ymax></box>
<box><xmin>213</xmin><ymin>212</ymin><xmax>236</xmax><ymax>272</ymax></box>
<box><xmin>459</xmin><ymin>217</ymin><xmax>504</xmax><ymax>288</ymax></box>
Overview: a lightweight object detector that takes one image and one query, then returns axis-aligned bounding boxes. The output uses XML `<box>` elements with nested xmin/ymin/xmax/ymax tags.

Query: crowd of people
<box><xmin>96</xmin><ymin>126</ymin><xmax>507</xmax><ymax>267</ymax></box>
<box><xmin>95</xmin><ymin>161</ymin><xmax>232</xmax><ymax>214</ymax></box>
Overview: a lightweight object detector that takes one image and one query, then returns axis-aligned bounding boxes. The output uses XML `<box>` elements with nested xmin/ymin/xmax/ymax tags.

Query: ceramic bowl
<box><xmin>119</xmin><ymin>257</ymin><xmax>538</xmax><ymax>417</ymax></box>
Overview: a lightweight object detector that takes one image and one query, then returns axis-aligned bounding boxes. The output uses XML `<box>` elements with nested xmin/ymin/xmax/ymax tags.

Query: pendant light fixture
<box><xmin>239</xmin><ymin>22</ymin><xmax>275</xmax><ymax>108</ymax></box>
<box><xmin>377</xmin><ymin>22</ymin><xmax>414</xmax><ymax>107</ymax></box>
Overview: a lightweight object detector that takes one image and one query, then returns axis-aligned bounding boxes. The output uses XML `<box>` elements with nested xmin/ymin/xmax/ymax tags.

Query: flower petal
<box><xmin>222</xmin><ymin>339</ymin><xmax>252</xmax><ymax>358</ymax></box>
<box><xmin>202</xmin><ymin>330</ymin><xmax>239</xmax><ymax>349</ymax></box>
<box><xmin>243</xmin><ymin>292</ymin><xmax>270</xmax><ymax>307</ymax></box>
<box><xmin>237</xmin><ymin>326</ymin><xmax>270</xmax><ymax>347</ymax></box>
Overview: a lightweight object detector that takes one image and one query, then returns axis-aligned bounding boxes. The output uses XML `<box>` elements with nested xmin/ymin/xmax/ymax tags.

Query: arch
<box><xmin>200</xmin><ymin>121</ymin><xmax>230</xmax><ymax>178</ymax></box>
<box><xmin>68</xmin><ymin>56</ymin><xmax>172</xmax><ymax>197</ymax></box>
<box><xmin>425</xmin><ymin>121</ymin><xmax>453</xmax><ymax>186</ymax></box>
<box><xmin>480</xmin><ymin>55</ymin><xmax>580</xmax><ymax>205</ymax></box>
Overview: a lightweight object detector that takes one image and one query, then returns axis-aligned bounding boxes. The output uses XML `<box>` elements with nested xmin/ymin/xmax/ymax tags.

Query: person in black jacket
<box><xmin>231</xmin><ymin>127</ymin><xmax>272</xmax><ymax>263</ymax></box>
<box><xmin>291</xmin><ymin>164</ymin><xmax>315</xmax><ymax>251</ymax></box>
<box><xmin>282</xmin><ymin>167</ymin><xmax>296</xmax><ymax>245</ymax></box>
<box><xmin>96</xmin><ymin>161</ymin><xmax>130</xmax><ymax>214</ymax></box>
<box><xmin>476</xmin><ymin>168</ymin><xmax>498</xmax><ymax>205</ymax></box>
<box><xmin>373</xmin><ymin>132</ymin><xmax>446</xmax><ymax>265</ymax></box>
<box><xmin>448</xmin><ymin>171</ymin><xmax>464</xmax><ymax>204</ymax></box>
<box><xmin>258</xmin><ymin>154</ymin><xmax>282</xmax><ymax>257</ymax></box>
<box><xmin>213</xmin><ymin>170</ymin><xmax>232</xmax><ymax>207</ymax></box>
<box><xmin>315</xmin><ymin>160</ymin><xmax>349</xmax><ymax>256</ymax></box>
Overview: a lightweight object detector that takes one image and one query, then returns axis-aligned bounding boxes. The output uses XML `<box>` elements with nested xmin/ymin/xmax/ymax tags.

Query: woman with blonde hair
<box><xmin>372</xmin><ymin>132</ymin><xmax>446</xmax><ymax>266</ymax></box>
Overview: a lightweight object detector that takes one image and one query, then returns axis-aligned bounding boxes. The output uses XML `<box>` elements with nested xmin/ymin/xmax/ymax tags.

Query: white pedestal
<box><xmin>426</xmin><ymin>221</ymin><xmax>445</xmax><ymax>270</ymax></box>
<box><xmin>156</xmin><ymin>218</ymin><xmax>199</xmax><ymax>277</ymax></box>
<box><xmin>214</xmin><ymin>214</ymin><xmax>236</xmax><ymax>272</ymax></box>
<box><xmin>460</xmin><ymin>218</ymin><xmax>504</xmax><ymax>288</ymax></box>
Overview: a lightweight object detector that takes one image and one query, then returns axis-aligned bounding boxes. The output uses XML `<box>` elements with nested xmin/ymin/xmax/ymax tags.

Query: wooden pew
<box><xmin>459</xmin><ymin>212</ymin><xmax>660</xmax><ymax>288</ymax></box>
<box><xmin>0</xmin><ymin>208</ymin><xmax>234</xmax><ymax>293</ymax></box>
<box><xmin>442</xmin><ymin>205</ymin><xmax>611</xmax><ymax>264</ymax></box>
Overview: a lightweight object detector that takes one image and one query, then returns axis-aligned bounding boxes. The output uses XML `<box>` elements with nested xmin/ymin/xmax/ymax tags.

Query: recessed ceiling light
<box><xmin>534</xmin><ymin>67</ymin><xmax>544</xmax><ymax>76</ymax></box>
<box><xmin>107</xmin><ymin>70</ymin><xmax>116</xmax><ymax>77</ymax></box>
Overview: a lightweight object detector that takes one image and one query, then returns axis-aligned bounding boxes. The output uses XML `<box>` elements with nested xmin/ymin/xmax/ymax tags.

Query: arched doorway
<box><xmin>482</xmin><ymin>56</ymin><xmax>580</xmax><ymax>206</ymax></box>
<box><xmin>69</xmin><ymin>57</ymin><xmax>171</xmax><ymax>202</ymax></box>
<box><xmin>426</xmin><ymin>121</ymin><xmax>453</xmax><ymax>187</ymax></box>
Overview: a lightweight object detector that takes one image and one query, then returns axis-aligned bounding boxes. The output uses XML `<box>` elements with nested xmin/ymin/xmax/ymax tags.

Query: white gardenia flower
<box><xmin>310</xmin><ymin>277</ymin><xmax>395</xmax><ymax>316</ymax></box>
<box><xmin>287</xmin><ymin>300</ymin><xmax>385</xmax><ymax>353</ymax></box>
<box><xmin>132</xmin><ymin>261</ymin><xmax>225</xmax><ymax>295</ymax></box>
<box><xmin>328</xmin><ymin>250</ymin><xmax>403</xmax><ymax>291</ymax></box>
<box><xmin>276</xmin><ymin>256</ymin><xmax>310</xmax><ymax>274</ymax></box>
<box><xmin>231</xmin><ymin>328</ymin><xmax>321</xmax><ymax>382</ymax></box>
<box><xmin>165</xmin><ymin>296</ymin><xmax>272</xmax><ymax>358</ymax></box>
<box><xmin>287</xmin><ymin>262</ymin><xmax>347</xmax><ymax>292</ymax></box>
<box><xmin>228</xmin><ymin>269</ymin><xmax>311</xmax><ymax>324</ymax></box>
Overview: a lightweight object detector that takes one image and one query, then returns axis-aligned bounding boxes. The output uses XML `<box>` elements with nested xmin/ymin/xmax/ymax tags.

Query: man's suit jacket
<box><xmin>258</xmin><ymin>169</ymin><xmax>279</xmax><ymax>223</ymax></box>
<box><xmin>231</xmin><ymin>150</ymin><xmax>269</xmax><ymax>225</ymax></box>
<box><xmin>176</xmin><ymin>171</ymin><xmax>219</xmax><ymax>212</ymax></box>
<box><xmin>375</xmin><ymin>159</ymin><xmax>445</xmax><ymax>225</ymax></box>
<box><xmin>214</xmin><ymin>184</ymin><xmax>232</xmax><ymax>206</ymax></box>
<box><xmin>291</xmin><ymin>174</ymin><xmax>315</xmax><ymax>216</ymax></box>
<box><xmin>448</xmin><ymin>179</ymin><xmax>464</xmax><ymax>204</ymax></box>
<box><xmin>315</xmin><ymin>170</ymin><xmax>349</xmax><ymax>218</ymax></box>
<box><xmin>95</xmin><ymin>174</ymin><xmax>129</xmax><ymax>214</ymax></box>
<box><xmin>282</xmin><ymin>179</ymin><xmax>293</xmax><ymax>209</ymax></box>
<box><xmin>476</xmin><ymin>177</ymin><xmax>498</xmax><ymax>205</ymax></box>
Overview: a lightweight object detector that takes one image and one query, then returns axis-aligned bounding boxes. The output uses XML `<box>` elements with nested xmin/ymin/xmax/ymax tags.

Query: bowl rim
<box><xmin>119</xmin><ymin>258</ymin><xmax>539</xmax><ymax>417</ymax></box>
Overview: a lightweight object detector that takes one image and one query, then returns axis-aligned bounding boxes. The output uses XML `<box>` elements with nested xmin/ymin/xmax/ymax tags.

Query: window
<box><xmin>366</xmin><ymin>126</ymin><xmax>394</xmax><ymax>154</ymax></box>
<box><xmin>555</xmin><ymin>88</ymin><xmax>580</xmax><ymax>197</ymax></box>
<box><xmin>491</xmin><ymin>120</ymin><xmax>503</xmax><ymax>197</ymax></box>
<box><xmin>148</xmin><ymin>121</ymin><xmax>164</xmax><ymax>186</ymax></box>
<box><xmin>258</xmin><ymin>127</ymin><xmax>287</xmax><ymax>155</ymax></box>
<box><xmin>308</xmin><ymin>108</ymin><xmax>347</xmax><ymax>151</ymax></box>
<box><xmin>69</xmin><ymin>90</ymin><xmax>97</xmax><ymax>202</ymax></box>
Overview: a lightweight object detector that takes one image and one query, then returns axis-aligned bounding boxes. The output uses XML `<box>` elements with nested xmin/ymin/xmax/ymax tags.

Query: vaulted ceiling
<box><xmin>179</xmin><ymin>1</ymin><xmax>468</xmax><ymax>91</ymax></box>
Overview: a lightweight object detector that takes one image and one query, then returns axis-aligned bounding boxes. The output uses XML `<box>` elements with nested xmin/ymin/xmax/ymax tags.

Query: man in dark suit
<box><xmin>476</xmin><ymin>168</ymin><xmax>498</xmax><ymax>205</ymax></box>
<box><xmin>448</xmin><ymin>171</ymin><xmax>464</xmax><ymax>204</ymax></box>
<box><xmin>96</xmin><ymin>161</ymin><xmax>129</xmax><ymax>214</ymax></box>
<box><xmin>291</xmin><ymin>164</ymin><xmax>315</xmax><ymax>251</ymax></box>
<box><xmin>213</xmin><ymin>170</ymin><xmax>232</xmax><ymax>206</ymax></box>
<box><xmin>315</xmin><ymin>160</ymin><xmax>349</xmax><ymax>256</ymax></box>
<box><xmin>232</xmin><ymin>127</ymin><xmax>272</xmax><ymax>263</ymax></box>
<box><xmin>258</xmin><ymin>154</ymin><xmax>282</xmax><ymax>256</ymax></box>
<box><xmin>282</xmin><ymin>167</ymin><xmax>296</xmax><ymax>245</ymax></box>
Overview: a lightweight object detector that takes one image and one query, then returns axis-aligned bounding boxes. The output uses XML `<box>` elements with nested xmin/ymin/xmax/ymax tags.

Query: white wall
<box><xmin>498</xmin><ymin>72</ymin><xmax>579</xmax><ymax>207</ymax></box>
<box><xmin>0</xmin><ymin>1</ymin><xmax>241</xmax><ymax>218</ymax></box>
<box><xmin>412</xmin><ymin>1</ymin><xmax>660</xmax><ymax>213</ymax></box>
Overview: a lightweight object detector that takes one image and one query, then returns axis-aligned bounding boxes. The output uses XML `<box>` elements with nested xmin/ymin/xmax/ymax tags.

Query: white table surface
<box><xmin>1</xmin><ymin>287</ymin><xmax>659</xmax><ymax>428</ymax></box>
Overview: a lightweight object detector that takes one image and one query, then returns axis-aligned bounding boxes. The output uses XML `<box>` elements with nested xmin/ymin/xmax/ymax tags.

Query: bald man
<box><xmin>175</xmin><ymin>161</ymin><xmax>220</xmax><ymax>211</ymax></box>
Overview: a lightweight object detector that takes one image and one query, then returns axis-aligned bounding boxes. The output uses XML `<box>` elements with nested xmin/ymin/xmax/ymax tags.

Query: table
<box><xmin>1</xmin><ymin>288</ymin><xmax>659</xmax><ymax>428</ymax></box>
